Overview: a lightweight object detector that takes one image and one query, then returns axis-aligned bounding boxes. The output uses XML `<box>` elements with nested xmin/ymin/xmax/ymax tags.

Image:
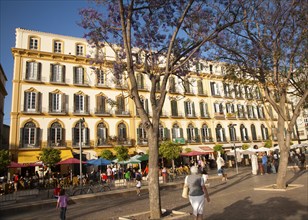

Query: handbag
<box><xmin>182</xmin><ymin>185</ymin><xmax>189</xmax><ymax>199</ymax></box>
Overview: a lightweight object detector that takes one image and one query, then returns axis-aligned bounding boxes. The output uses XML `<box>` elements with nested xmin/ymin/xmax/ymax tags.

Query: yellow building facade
<box><xmin>9</xmin><ymin>28</ymin><xmax>286</xmax><ymax>164</ymax></box>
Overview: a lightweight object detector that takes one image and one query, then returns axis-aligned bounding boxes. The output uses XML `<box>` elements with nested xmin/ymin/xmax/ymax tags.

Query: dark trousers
<box><xmin>60</xmin><ymin>207</ymin><xmax>67</xmax><ymax>220</ymax></box>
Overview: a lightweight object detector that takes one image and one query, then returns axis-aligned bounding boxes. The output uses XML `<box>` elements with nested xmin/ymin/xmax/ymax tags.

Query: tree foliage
<box><xmin>0</xmin><ymin>150</ymin><xmax>10</xmax><ymax>175</ymax></box>
<box><xmin>212</xmin><ymin>0</ymin><xmax>308</xmax><ymax>188</ymax></box>
<box><xmin>159</xmin><ymin>141</ymin><xmax>182</xmax><ymax>161</ymax></box>
<box><xmin>39</xmin><ymin>148</ymin><xmax>61</xmax><ymax>167</ymax></box>
<box><xmin>100</xmin><ymin>149</ymin><xmax>115</xmax><ymax>160</ymax></box>
<box><xmin>114</xmin><ymin>146</ymin><xmax>129</xmax><ymax>162</ymax></box>
<box><xmin>79</xmin><ymin>0</ymin><xmax>243</xmax><ymax>218</ymax></box>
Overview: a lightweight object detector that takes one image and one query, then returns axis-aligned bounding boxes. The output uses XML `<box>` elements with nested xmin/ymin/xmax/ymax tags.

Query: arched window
<box><xmin>172</xmin><ymin>124</ymin><xmax>183</xmax><ymax>141</ymax></box>
<box><xmin>228</xmin><ymin>125</ymin><xmax>237</xmax><ymax>141</ymax></box>
<box><xmin>49</xmin><ymin>122</ymin><xmax>64</xmax><ymax>147</ymax></box>
<box><xmin>251</xmin><ymin>124</ymin><xmax>257</xmax><ymax>141</ymax></box>
<box><xmin>21</xmin><ymin>122</ymin><xmax>40</xmax><ymax>148</ymax></box>
<box><xmin>261</xmin><ymin>124</ymin><xmax>269</xmax><ymax>140</ymax></box>
<box><xmin>201</xmin><ymin>124</ymin><xmax>212</xmax><ymax>142</ymax></box>
<box><xmin>72</xmin><ymin>122</ymin><xmax>89</xmax><ymax>147</ymax></box>
<box><xmin>186</xmin><ymin>124</ymin><xmax>199</xmax><ymax>143</ymax></box>
<box><xmin>118</xmin><ymin>123</ymin><xmax>127</xmax><ymax>142</ymax></box>
<box><xmin>137</xmin><ymin>124</ymin><xmax>147</xmax><ymax>144</ymax></box>
<box><xmin>240</xmin><ymin>124</ymin><xmax>249</xmax><ymax>141</ymax></box>
<box><xmin>215</xmin><ymin>124</ymin><xmax>226</xmax><ymax>142</ymax></box>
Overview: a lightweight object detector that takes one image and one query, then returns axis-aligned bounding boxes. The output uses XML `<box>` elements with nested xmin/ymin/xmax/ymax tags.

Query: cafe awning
<box><xmin>18</xmin><ymin>151</ymin><xmax>41</xmax><ymax>163</ymax></box>
<box><xmin>60</xmin><ymin>149</ymin><xmax>73</xmax><ymax>160</ymax></box>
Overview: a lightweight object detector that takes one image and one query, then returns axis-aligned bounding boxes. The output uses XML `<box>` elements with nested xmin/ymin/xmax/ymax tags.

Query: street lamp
<box><xmin>229</xmin><ymin>124</ymin><xmax>238</xmax><ymax>174</ymax></box>
<box><xmin>79</xmin><ymin>118</ymin><xmax>85</xmax><ymax>186</ymax></box>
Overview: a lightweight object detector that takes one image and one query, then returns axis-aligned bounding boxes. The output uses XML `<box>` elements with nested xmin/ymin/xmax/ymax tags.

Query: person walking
<box><xmin>56</xmin><ymin>189</ymin><xmax>68</xmax><ymax>220</ymax></box>
<box><xmin>262</xmin><ymin>152</ymin><xmax>268</xmax><ymax>174</ymax></box>
<box><xmin>251</xmin><ymin>153</ymin><xmax>258</xmax><ymax>175</ymax></box>
<box><xmin>183</xmin><ymin>166</ymin><xmax>210</xmax><ymax>220</ymax></box>
<box><xmin>216</xmin><ymin>154</ymin><xmax>227</xmax><ymax>181</ymax></box>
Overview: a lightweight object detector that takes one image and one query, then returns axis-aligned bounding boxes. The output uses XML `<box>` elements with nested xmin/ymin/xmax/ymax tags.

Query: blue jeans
<box><xmin>60</xmin><ymin>207</ymin><xmax>67</xmax><ymax>220</ymax></box>
<box><xmin>262</xmin><ymin>164</ymin><xmax>267</xmax><ymax>174</ymax></box>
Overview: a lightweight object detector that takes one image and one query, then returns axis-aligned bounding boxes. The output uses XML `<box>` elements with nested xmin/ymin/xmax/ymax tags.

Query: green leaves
<box><xmin>39</xmin><ymin>147</ymin><xmax>61</xmax><ymax>167</ymax></box>
<box><xmin>0</xmin><ymin>150</ymin><xmax>10</xmax><ymax>175</ymax></box>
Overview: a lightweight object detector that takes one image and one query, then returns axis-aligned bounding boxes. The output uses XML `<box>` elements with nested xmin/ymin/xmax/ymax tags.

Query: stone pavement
<box><xmin>1</xmin><ymin>167</ymin><xmax>307</xmax><ymax>220</ymax></box>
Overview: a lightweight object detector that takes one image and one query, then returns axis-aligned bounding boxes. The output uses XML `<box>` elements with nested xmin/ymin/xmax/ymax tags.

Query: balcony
<box><xmin>94</xmin><ymin>108</ymin><xmax>112</xmax><ymax>116</ymax></box>
<box><xmin>115</xmin><ymin>110</ymin><xmax>131</xmax><ymax>116</ymax></box>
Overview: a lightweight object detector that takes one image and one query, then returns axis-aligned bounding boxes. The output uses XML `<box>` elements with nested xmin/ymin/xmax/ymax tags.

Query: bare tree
<box><xmin>213</xmin><ymin>0</ymin><xmax>308</xmax><ymax>189</ymax></box>
<box><xmin>79</xmin><ymin>0</ymin><xmax>242</xmax><ymax>218</ymax></box>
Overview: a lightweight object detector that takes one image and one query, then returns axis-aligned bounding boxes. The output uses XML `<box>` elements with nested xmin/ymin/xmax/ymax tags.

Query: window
<box><xmin>76</xmin><ymin>44</ymin><xmax>84</xmax><ymax>56</ymax></box>
<box><xmin>118</xmin><ymin>123</ymin><xmax>127</xmax><ymax>142</ymax></box>
<box><xmin>215</xmin><ymin>124</ymin><xmax>226</xmax><ymax>142</ymax></box>
<box><xmin>244</xmin><ymin>86</ymin><xmax>253</xmax><ymax>99</ymax></box>
<box><xmin>214</xmin><ymin>102</ymin><xmax>224</xmax><ymax>114</ymax></box>
<box><xmin>169</xmin><ymin>77</ymin><xmax>177</xmax><ymax>93</ymax></box>
<box><xmin>25</xmin><ymin>61</ymin><xmax>41</xmax><ymax>81</ymax></box>
<box><xmin>184</xmin><ymin>100</ymin><xmax>196</xmax><ymax>117</ymax></box>
<box><xmin>240</xmin><ymin>124</ymin><xmax>249</xmax><ymax>141</ymax></box>
<box><xmin>223</xmin><ymin>83</ymin><xmax>232</xmax><ymax>97</ymax></box>
<box><xmin>137</xmin><ymin>124</ymin><xmax>147</xmax><ymax>144</ymax></box>
<box><xmin>96</xmin><ymin>95</ymin><xmax>107</xmax><ymax>114</ymax></box>
<box><xmin>74</xmin><ymin>67</ymin><xmax>84</xmax><ymax>84</ymax></box>
<box><xmin>197</xmin><ymin>80</ymin><xmax>205</xmax><ymax>95</ymax></box>
<box><xmin>158</xmin><ymin>124</ymin><xmax>170</xmax><ymax>141</ymax></box>
<box><xmin>49</xmin><ymin>92</ymin><xmax>66</xmax><ymax>113</ymax></box>
<box><xmin>136</xmin><ymin>73</ymin><xmax>145</xmax><ymax>89</ymax></box>
<box><xmin>228</xmin><ymin>125</ymin><xmax>237</xmax><ymax>141</ymax></box>
<box><xmin>74</xmin><ymin>93</ymin><xmax>89</xmax><ymax>114</ymax></box>
<box><xmin>209</xmin><ymin>64</ymin><xmax>213</xmax><ymax>74</ymax></box>
<box><xmin>49</xmin><ymin>122</ymin><xmax>64</xmax><ymax>147</ymax></box>
<box><xmin>247</xmin><ymin>105</ymin><xmax>256</xmax><ymax>119</ymax></box>
<box><xmin>201</xmin><ymin>124</ymin><xmax>212</xmax><ymax>142</ymax></box>
<box><xmin>184</xmin><ymin>79</ymin><xmax>191</xmax><ymax>94</ymax></box>
<box><xmin>97</xmin><ymin>123</ymin><xmax>108</xmax><ymax>146</ymax></box>
<box><xmin>170</xmin><ymin>100</ymin><xmax>178</xmax><ymax>117</ymax></box>
<box><xmin>199</xmin><ymin>102</ymin><xmax>209</xmax><ymax>118</ymax></box>
<box><xmin>257</xmin><ymin>106</ymin><xmax>265</xmax><ymax>119</ymax></box>
<box><xmin>172</xmin><ymin>124</ymin><xmax>183</xmax><ymax>141</ymax></box>
<box><xmin>271</xmin><ymin>126</ymin><xmax>277</xmax><ymax>141</ymax></box>
<box><xmin>251</xmin><ymin>124</ymin><xmax>257</xmax><ymax>141</ymax></box>
<box><xmin>136</xmin><ymin>97</ymin><xmax>149</xmax><ymax>116</ymax></box>
<box><xmin>54</xmin><ymin>41</ymin><xmax>62</xmax><ymax>53</ymax></box>
<box><xmin>24</xmin><ymin>90</ymin><xmax>41</xmax><ymax>113</ymax></box>
<box><xmin>255</xmin><ymin>87</ymin><xmax>262</xmax><ymax>99</ymax></box>
<box><xmin>50</xmin><ymin>64</ymin><xmax>65</xmax><ymax>83</ymax></box>
<box><xmin>237</xmin><ymin>104</ymin><xmax>245</xmax><ymax>118</ymax></box>
<box><xmin>261</xmin><ymin>124</ymin><xmax>269</xmax><ymax>140</ymax></box>
<box><xmin>21</xmin><ymin>122</ymin><xmax>40</xmax><ymax>148</ymax></box>
<box><xmin>210</xmin><ymin>82</ymin><xmax>220</xmax><ymax>96</ymax></box>
<box><xmin>186</xmin><ymin>124</ymin><xmax>199</xmax><ymax>143</ymax></box>
<box><xmin>29</xmin><ymin>37</ymin><xmax>38</xmax><ymax>50</ymax></box>
<box><xmin>72</xmin><ymin>122</ymin><xmax>89</xmax><ymax>147</ymax></box>
<box><xmin>116</xmin><ymin>96</ymin><xmax>127</xmax><ymax>115</ymax></box>
<box><xmin>226</xmin><ymin>103</ymin><xmax>235</xmax><ymax>114</ymax></box>
<box><xmin>234</xmin><ymin>85</ymin><xmax>242</xmax><ymax>98</ymax></box>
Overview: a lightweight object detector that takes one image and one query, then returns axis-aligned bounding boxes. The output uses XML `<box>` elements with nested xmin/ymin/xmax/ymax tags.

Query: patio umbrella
<box><xmin>87</xmin><ymin>158</ymin><xmax>111</xmax><ymax>166</ymax></box>
<box><xmin>7</xmin><ymin>161</ymin><xmax>26</xmax><ymax>168</ymax></box>
<box><xmin>57</xmin><ymin>158</ymin><xmax>86</xmax><ymax>165</ymax></box>
<box><xmin>131</xmin><ymin>154</ymin><xmax>149</xmax><ymax>162</ymax></box>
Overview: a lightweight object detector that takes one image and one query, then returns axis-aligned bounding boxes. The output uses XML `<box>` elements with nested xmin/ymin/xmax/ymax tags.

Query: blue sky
<box><xmin>0</xmin><ymin>0</ymin><xmax>92</xmax><ymax>125</ymax></box>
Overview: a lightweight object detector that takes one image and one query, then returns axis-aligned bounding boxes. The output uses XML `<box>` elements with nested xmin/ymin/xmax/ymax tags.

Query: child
<box><xmin>56</xmin><ymin>189</ymin><xmax>68</xmax><ymax>220</ymax></box>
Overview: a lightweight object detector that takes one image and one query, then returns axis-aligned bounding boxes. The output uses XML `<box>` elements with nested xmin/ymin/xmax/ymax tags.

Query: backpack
<box><xmin>136</xmin><ymin>173</ymin><xmax>142</xmax><ymax>181</ymax></box>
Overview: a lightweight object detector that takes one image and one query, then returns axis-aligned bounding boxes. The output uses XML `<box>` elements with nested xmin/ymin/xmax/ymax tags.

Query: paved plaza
<box><xmin>1</xmin><ymin>167</ymin><xmax>307</xmax><ymax>220</ymax></box>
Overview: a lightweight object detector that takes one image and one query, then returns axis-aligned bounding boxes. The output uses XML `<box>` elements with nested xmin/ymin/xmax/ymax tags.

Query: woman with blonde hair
<box><xmin>184</xmin><ymin>166</ymin><xmax>210</xmax><ymax>220</ymax></box>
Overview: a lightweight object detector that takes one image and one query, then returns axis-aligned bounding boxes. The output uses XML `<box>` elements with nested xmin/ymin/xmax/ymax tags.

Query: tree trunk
<box><xmin>148</xmin><ymin>132</ymin><xmax>162</xmax><ymax>219</ymax></box>
<box><xmin>275</xmin><ymin>116</ymin><xmax>290</xmax><ymax>189</ymax></box>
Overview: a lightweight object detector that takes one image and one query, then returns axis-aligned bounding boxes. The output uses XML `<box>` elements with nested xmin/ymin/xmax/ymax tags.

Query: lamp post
<box><xmin>229</xmin><ymin>124</ymin><xmax>238</xmax><ymax>174</ymax></box>
<box><xmin>79</xmin><ymin>118</ymin><xmax>85</xmax><ymax>186</ymax></box>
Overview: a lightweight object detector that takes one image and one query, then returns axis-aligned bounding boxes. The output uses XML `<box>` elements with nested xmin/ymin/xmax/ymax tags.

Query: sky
<box><xmin>0</xmin><ymin>0</ymin><xmax>93</xmax><ymax>126</ymax></box>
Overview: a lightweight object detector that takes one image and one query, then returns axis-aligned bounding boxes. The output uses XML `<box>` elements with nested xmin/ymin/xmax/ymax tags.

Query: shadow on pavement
<box><xmin>207</xmin><ymin>196</ymin><xmax>308</xmax><ymax>220</ymax></box>
<box><xmin>286</xmin><ymin>170</ymin><xmax>308</xmax><ymax>185</ymax></box>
